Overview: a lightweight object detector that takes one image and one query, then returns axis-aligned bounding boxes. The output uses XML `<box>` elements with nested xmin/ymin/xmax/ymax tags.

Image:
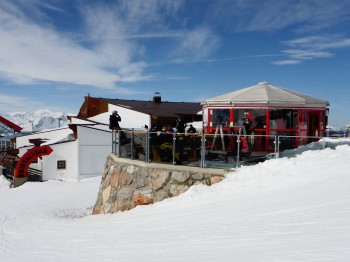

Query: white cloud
<box><xmin>282</xmin><ymin>50</ymin><xmax>333</xmax><ymax>60</ymax></box>
<box><xmin>80</xmin><ymin>1</ymin><xmax>219</xmax><ymax>64</ymax></box>
<box><xmin>176</xmin><ymin>27</ymin><xmax>221</xmax><ymax>60</ymax></box>
<box><xmin>230</xmin><ymin>0</ymin><xmax>350</xmax><ymax>33</ymax></box>
<box><xmin>272</xmin><ymin>60</ymin><xmax>302</xmax><ymax>65</ymax></box>
<box><xmin>0</xmin><ymin>0</ymin><xmax>189</xmax><ymax>89</ymax></box>
<box><xmin>0</xmin><ymin>94</ymin><xmax>43</xmax><ymax>112</ymax></box>
<box><xmin>0</xmin><ymin>6</ymin><xmax>129</xmax><ymax>89</ymax></box>
<box><xmin>276</xmin><ymin>34</ymin><xmax>350</xmax><ymax>65</ymax></box>
<box><xmin>0</xmin><ymin>0</ymin><xmax>224</xmax><ymax>89</ymax></box>
<box><xmin>284</xmin><ymin>35</ymin><xmax>350</xmax><ymax>50</ymax></box>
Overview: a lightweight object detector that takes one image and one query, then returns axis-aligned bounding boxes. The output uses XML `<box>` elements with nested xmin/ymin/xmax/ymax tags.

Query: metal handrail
<box><xmin>111</xmin><ymin>129</ymin><xmax>350</xmax><ymax>169</ymax></box>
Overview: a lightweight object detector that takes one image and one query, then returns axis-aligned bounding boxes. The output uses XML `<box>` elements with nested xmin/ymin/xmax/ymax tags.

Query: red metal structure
<box><xmin>14</xmin><ymin>145</ymin><xmax>53</xmax><ymax>178</ymax></box>
<box><xmin>0</xmin><ymin>116</ymin><xmax>22</xmax><ymax>137</ymax></box>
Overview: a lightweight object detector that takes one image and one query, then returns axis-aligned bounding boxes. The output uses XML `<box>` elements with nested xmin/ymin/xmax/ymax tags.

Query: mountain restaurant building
<box><xmin>201</xmin><ymin>82</ymin><xmax>330</xmax><ymax>153</ymax></box>
<box><xmin>77</xmin><ymin>93</ymin><xmax>202</xmax><ymax>131</ymax></box>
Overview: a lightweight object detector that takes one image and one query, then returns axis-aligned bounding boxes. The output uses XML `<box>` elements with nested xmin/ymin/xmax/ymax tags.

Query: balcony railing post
<box><xmin>146</xmin><ymin>131</ymin><xmax>150</xmax><ymax>163</ymax></box>
<box><xmin>274</xmin><ymin>135</ymin><xmax>280</xmax><ymax>159</ymax></box>
<box><xmin>321</xmin><ymin>137</ymin><xmax>325</xmax><ymax>149</ymax></box>
<box><xmin>200</xmin><ymin>133</ymin><xmax>206</xmax><ymax>168</ymax></box>
<box><xmin>130</xmin><ymin>130</ymin><xmax>134</xmax><ymax>160</ymax></box>
<box><xmin>172</xmin><ymin>133</ymin><xmax>176</xmax><ymax>165</ymax></box>
<box><xmin>236</xmin><ymin>131</ymin><xmax>241</xmax><ymax>169</ymax></box>
<box><xmin>116</xmin><ymin>131</ymin><xmax>120</xmax><ymax>157</ymax></box>
<box><xmin>111</xmin><ymin>130</ymin><xmax>115</xmax><ymax>154</ymax></box>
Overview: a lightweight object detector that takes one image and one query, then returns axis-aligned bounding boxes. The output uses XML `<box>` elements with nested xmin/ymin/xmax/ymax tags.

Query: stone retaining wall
<box><xmin>93</xmin><ymin>154</ymin><xmax>228</xmax><ymax>214</ymax></box>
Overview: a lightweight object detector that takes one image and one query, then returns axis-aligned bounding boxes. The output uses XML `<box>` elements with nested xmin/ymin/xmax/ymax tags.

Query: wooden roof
<box><xmin>79</xmin><ymin>96</ymin><xmax>202</xmax><ymax>119</ymax></box>
<box><xmin>102</xmin><ymin>98</ymin><xmax>202</xmax><ymax>118</ymax></box>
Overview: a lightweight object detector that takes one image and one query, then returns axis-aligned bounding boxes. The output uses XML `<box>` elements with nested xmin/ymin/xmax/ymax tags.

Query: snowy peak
<box><xmin>1</xmin><ymin>110</ymin><xmax>70</xmax><ymax>132</ymax></box>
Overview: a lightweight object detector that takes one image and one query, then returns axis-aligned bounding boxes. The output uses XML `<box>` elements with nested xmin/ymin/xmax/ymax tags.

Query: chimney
<box><xmin>153</xmin><ymin>92</ymin><xmax>161</xmax><ymax>103</ymax></box>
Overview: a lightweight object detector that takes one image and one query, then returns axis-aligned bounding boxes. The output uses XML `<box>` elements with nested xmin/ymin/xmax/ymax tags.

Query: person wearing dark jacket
<box><xmin>175</xmin><ymin>117</ymin><xmax>185</xmax><ymax>134</ymax></box>
<box><xmin>187</xmin><ymin>124</ymin><xmax>197</xmax><ymax>134</ymax></box>
<box><xmin>109</xmin><ymin>110</ymin><xmax>121</xmax><ymax>130</ymax></box>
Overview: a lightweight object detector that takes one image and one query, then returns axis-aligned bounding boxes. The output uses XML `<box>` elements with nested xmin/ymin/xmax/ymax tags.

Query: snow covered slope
<box><xmin>1</xmin><ymin>109</ymin><xmax>69</xmax><ymax>131</ymax></box>
<box><xmin>1</xmin><ymin>145</ymin><xmax>350</xmax><ymax>261</ymax></box>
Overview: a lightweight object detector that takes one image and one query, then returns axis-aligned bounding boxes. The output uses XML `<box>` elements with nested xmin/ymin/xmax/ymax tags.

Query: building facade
<box><xmin>15</xmin><ymin>125</ymin><xmax>111</xmax><ymax>181</ymax></box>
<box><xmin>202</xmin><ymin>82</ymin><xmax>329</xmax><ymax>152</ymax></box>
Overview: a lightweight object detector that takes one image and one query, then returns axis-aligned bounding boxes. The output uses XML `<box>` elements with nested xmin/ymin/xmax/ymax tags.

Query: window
<box><xmin>233</xmin><ymin>109</ymin><xmax>267</xmax><ymax>129</ymax></box>
<box><xmin>57</xmin><ymin>160</ymin><xmax>66</xmax><ymax>169</ymax></box>
<box><xmin>270</xmin><ymin>109</ymin><xmax>298</xmax><ymax>129</ymax></box>
<box><xmin>211</xmin><ymin>109</ymin><xmax>230</xmax><ymax>127</ymax></box>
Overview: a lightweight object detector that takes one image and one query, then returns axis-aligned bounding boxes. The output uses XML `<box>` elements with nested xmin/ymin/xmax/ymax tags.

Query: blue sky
<box><xmin>0</xmin><ymin>0</ymin><xmax>350</xmax><ymax>126</ymax></box>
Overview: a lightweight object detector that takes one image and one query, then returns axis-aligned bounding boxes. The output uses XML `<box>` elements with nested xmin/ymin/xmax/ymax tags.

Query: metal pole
<box><xmin>275</xmin><ymin>135</ymin><xmax>280</xmax><ymax>159</ymax></box>
<box><xmin>146</xmin><ymin>131</ymin><xmax>150</xmax><ymax>162</ymax></box>
<box><xmin>322</xmin><ymin>137</ymin><xmax>326</xmax><ymax>149</ymax></box>
<box><xmin>116</xmin><ymin>131</ymin><xmax>120</xmax><ymax>157</ymax></box>
<box><xmin>200</xmin><ymin>133</ymin><xmax>206</xmax><ymax>168</ymax></box>
<box><xmin>236</xmin><ymin>130</ymin><xmax>241</xmax><ymax>169</ymax></box>
<box><xmin>172</xmin><ymin>133</ymin><xmax>176</xmax><ymax>165</ymax></box>
<box><xmin>112</xmin><ymin>130</ymin><xmax>115</xmax><ymax>154</ymax></box>
<box><xmin>131</xmin><ymin>131</ymin><xmax>134</xmax><ymax>159</ymax></box>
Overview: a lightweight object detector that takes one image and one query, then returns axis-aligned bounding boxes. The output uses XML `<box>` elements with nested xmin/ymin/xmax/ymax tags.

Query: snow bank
<box><xmin>0</xmin><ymin>145</ymin><xmax>350</xmax><ymax>261</ymax></box>
<box><xmin>0</xmin><ymin>175</ymin><xmax>11</xmax><ymax>189</ymax></box>
<box><xmin>268</xmin><ymin>137</ymin><xmax>350</xmax><ymax>159</ymax></box>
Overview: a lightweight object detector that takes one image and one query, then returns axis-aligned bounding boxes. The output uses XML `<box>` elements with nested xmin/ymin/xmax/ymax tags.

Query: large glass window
<box><xmin>270</xmin><ymin>109</ymin><xmax>298</xmax><ymax>130</ymax></box>
<box><xmin>211</xmin><ymin>109</ymin><xmax>230</xmax><ymax>127</ymax></box>
<box><xmin>233</xmin><ymin>109</ymin><xmax>267</xmax><ymax>128</ymax></box>
<box><xmin>299</xmin><ymin>111</ymin><xmax>308</xmax><ymax>130</ymax></box>
<box><xmin>250</xmin><ymin>109</ymin><xmax>267</xmax><ymax>129</ymax></box>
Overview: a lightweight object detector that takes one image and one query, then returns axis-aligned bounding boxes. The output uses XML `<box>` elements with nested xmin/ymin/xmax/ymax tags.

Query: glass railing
<box><xmin>112</xmin><ymin>130</ymin><xmax>350</xmax><ymax>169</ymax></box>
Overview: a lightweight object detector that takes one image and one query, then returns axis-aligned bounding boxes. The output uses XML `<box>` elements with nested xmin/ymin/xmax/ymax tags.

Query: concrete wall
<box><xmin>93</xmin><ymin>155</ymin><xmax>228</xmax><ymax>214</ymax></box>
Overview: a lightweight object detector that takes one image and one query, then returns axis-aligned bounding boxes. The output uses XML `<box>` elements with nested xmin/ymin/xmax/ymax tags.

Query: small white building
<box><xmin>16</xmin><ymin>124</ymin><xmax>111</xmax><ymax>181</ymax></box>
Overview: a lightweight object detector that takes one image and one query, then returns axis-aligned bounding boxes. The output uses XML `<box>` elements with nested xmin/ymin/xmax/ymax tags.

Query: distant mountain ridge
<box><xmin>1</xmin><ymin>110</ymin><xmax>69</xmax><ymax>132</ymax></box>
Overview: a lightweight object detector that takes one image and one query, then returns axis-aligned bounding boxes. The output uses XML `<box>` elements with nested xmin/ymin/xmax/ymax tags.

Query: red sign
<box><xmin>14</xmin><ymin>146</ymin><xmax>53</xmax><ymax>178</ymax></box>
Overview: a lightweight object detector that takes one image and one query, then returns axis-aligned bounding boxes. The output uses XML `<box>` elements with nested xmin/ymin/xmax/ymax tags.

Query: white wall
<box><xmin>77</xmin><ymin>125</ymin><xmax>111</xmax><ymax>179</ymax></box>
<box><xmin>42</xmin><ymin>141</ymin><xmax>78</xmax><ymax>181</ymax></box>
<box><xmin>18</xmin><ymin>145</ymin><xmax>33</xmax><ymax>158</ymax></box>
<box><xmin>109</xmin><ymin>104</ymin><xmax>150</xmax><ymax>129</ymax></box>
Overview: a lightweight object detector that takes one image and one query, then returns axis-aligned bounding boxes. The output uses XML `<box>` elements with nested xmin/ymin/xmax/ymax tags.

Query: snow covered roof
<box><xmin>69</xmin><ymin>116</ymin><xmax>95</xmax><ymax>125</ymax></box>
<box><xmin>202</xmin><ymin>82</ymin><xmax>330</xmax><ymax>108</ymax></box>
<box><xmin>41</xmin><ymin>130</ymin><xmax>74</xmax><ymax>146</ymax></box>
<box><xmin>16</xmin><ymin>127</ymin><xmax>74</xmax><ymax>148</ymax></box>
